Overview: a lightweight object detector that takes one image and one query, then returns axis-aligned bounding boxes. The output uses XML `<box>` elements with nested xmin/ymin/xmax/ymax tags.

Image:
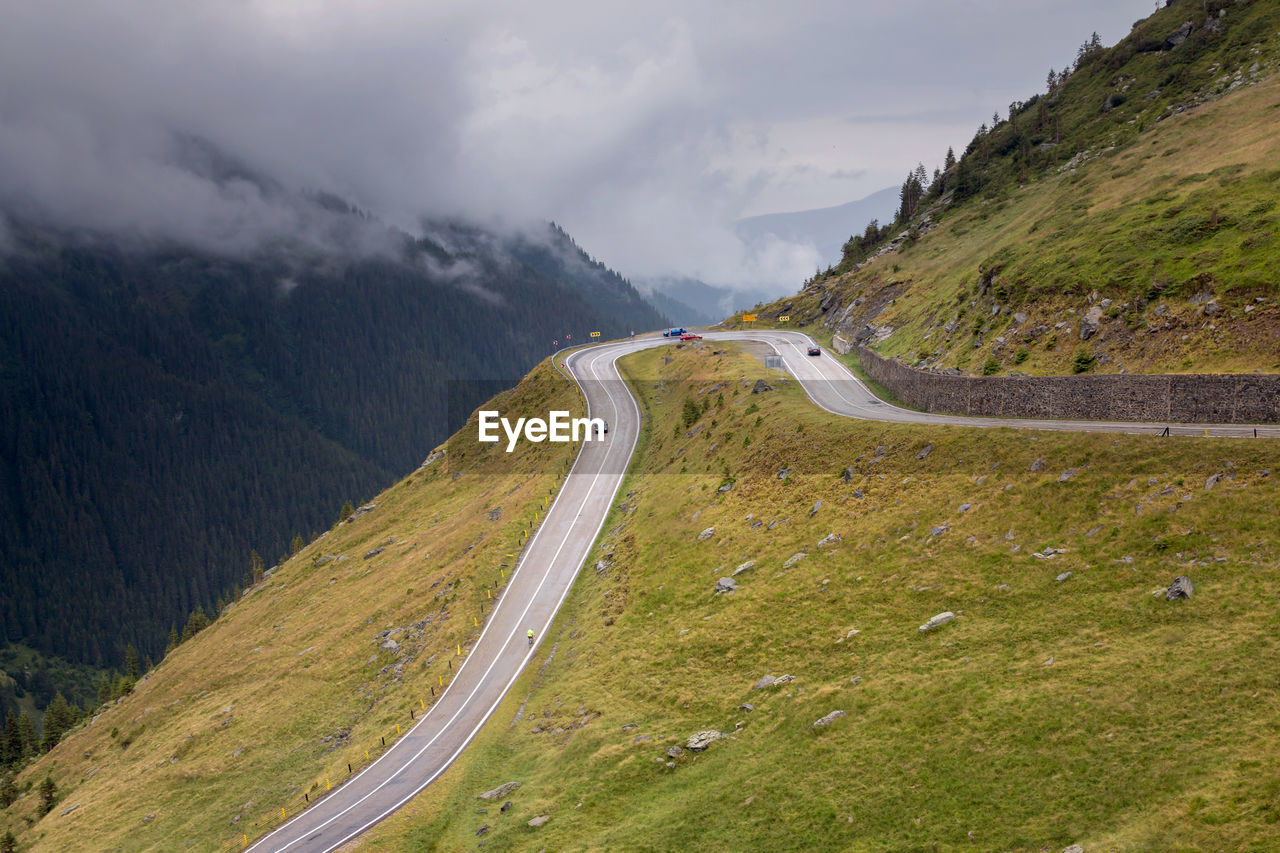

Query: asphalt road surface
<box><xmin>249</xmin><ymin>330</ymin><xmax>1277</xmax><ymax>851</ymax></box>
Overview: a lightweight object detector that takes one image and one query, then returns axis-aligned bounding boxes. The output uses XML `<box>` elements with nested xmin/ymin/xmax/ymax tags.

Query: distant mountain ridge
<box><xmin>634</xmin><ymin>188</ymin><xmax>899</xmax><ymax>327</ymax></box>
<box><xmin>636</xmin><ymin>275</ymin><xmax>773</xmax><ymax>326</ymax></box>
<box><xmin>734</xmin><ymin>186</ymin><xmax>899</xmax><ymax>271</ymax></box>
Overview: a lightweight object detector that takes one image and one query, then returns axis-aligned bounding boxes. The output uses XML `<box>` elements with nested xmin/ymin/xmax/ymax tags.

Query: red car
<box><xmin>680</xmin><ymin>333</ymin><xmax>703</xmax><ymax>341</ymax></box>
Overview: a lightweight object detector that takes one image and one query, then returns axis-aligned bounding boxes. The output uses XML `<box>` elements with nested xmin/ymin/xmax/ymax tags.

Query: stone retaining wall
<box><xmin>856</xmin><ymin>345</ymin><xmax>1280</xmax><ymax>424</ymax></box>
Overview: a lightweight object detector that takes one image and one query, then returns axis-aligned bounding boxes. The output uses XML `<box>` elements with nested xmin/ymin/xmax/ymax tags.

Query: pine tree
<box><xmin>250</xmin><ymin>549</ymin><xmax>265</xmax><ymax>585</ymax></box>
<box><xmin>1</xmin><ymin>774</ymin><xmax>17</xmax><ymax>809</ymax></box>
<box><xmin>1</xmin><ymin>712</ymin><xmax>17</xmax><ymax>768</ymax></box>
<box><xmin>338</xmin><ymin>501</ymin><xmax>355</xmax><ymax>523</ymax></box>
<box><xmin>290</xmin><ymin>533</ymin><xmax>304</xmax><ymax>556</ymax></box>
<box><xmin>97</xmin><ymin>675</ymin><xmax>113</xmax><ymax>705</ymax></box>
<box><xmin>681</xmin><ymin>398</ymin><xmax>701</xmax><ymax>429</ymax></box>
<box><xmin>897</xmin><ymin>168</ymin><xmax>928</xmax><ymax>223</ymax></box>
<box><xmin>166</xmin><ymin>624</ymin><xmax>180</xmax><ymax>654</ymax></box>
<box><xmin>16</xmin><ymin>713</ymin><xmax>37</xmax><ymax>761</ymax></box>
<box><xmin>181</xmin><ymin>607</ymin><xmax>210</xmax><ymax>642</ymax></box>
<box><xmin>40</xmin><ymin>693</ymin><xmax>76</xmax><ymax>753</ymax></box>
<box><xmin>124</xmin><ymin>644</ymin><xmax>139</xmax><ymax>680</ymax></box>
<box><xmin>944</xmin><ymin>147</ymin><xmax>956</xmax><ymax>171</ymax></box>
<box><xmin>39</xmin><ymin>773</ymin><xmax>56</xmax><ymax>816</ymax></box>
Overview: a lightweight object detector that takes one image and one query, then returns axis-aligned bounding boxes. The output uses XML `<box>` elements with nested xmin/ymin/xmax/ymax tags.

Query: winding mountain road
<box><xmin>248</xmin><ymin>330</ymin><xmax>1277</xmax><ymax>851</ymax></box>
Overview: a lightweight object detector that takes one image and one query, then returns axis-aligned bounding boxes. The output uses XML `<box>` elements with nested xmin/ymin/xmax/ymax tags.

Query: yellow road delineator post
<box><xmin>396</xmin><ymin>723</ymin><xmax>400</xmax><ymax>735</ymax></box>
<box><xmin>243</xmin><ymin>835</ymin><xmax>248</xmax><ymax>847</ymax></box>
<box><xmin>366</xmin><ymin>749</ymin><xmax>370</xmax><ymax>760</ymax></box>
<box><xmin>473</xmin><ymin>616</ymin><xmax>478</xmax><ymax>627</ymax></box>
<box><xmin>282</xmin><ymin>808</ymin><xmax>286</xmax><ymax>821</ymax></box>
<box><xmin>457</xmin><ymin>643</ymin><xmax>462</xmax><ymax>656</ymax></box>
<box><xmin>421</xmin><ymin>698</ymin><xmax>426</xmax><ymax>710</ymax></box>
<box><xmin>326</xmin><ymin>778</ymin><xmax>331</xmax><ymax>792</ymax></box>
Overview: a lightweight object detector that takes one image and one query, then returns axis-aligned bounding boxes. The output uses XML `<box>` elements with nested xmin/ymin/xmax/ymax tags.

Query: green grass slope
<box><xmin>0</xmin><ymin>360</ymin><xmax>584</xmax><ymax>851</ymax></box>
<box><xmin>354</xmin><ymin>341</ymin><xmax>1280</xmax><ymax>852</ymax></box>
<box><xmin>738</xmin><ymin>0</ymin><xmax>1280</xmax><ymax>376</ymax></box>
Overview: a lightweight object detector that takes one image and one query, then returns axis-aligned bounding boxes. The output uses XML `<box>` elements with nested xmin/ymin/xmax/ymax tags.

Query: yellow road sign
<box><xmin>779</xmin><ymin>315</ymin><xmax>790</xmax><ymax>322</ymax></box>
<box><xmin>742</xmin><ymin>314</ymin><xmax>756</xmax><ymax>322</ymax></box>
<box><xmin>589</xmin><ymin>331</ymin><xmax>601</xmax><ymax>338</ymax></box>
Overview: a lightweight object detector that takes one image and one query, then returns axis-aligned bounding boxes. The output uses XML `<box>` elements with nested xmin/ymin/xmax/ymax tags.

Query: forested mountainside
<box><xmin>0</xmin><ymin>213</ymin><xmax>666</xmax><ymax>720</ymax></box>
<box><xmin>644</xmin><ymin>286</ymin><xmax>716</xmax><ymax>327</ymax></box>
<box><xmin>739</xmin><ymin>0</ymin><xmax>1280</xmax><ymax>376</ymax></box>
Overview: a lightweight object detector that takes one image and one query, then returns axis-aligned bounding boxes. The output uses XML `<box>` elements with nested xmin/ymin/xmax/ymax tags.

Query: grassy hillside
<box><xmin>0</xmin><ymin>359</ymin><xmax>584</xmax><ymax>851</ymax></box>
<box><xmin>343</xmin><ymin>340</ymin><xmax>1280</xmax><ymax>851</ymax></box>
<box><xmin>6</xmin><ymin>340</ymin><xmax>1278</xmax><ymax>850</ymax></box>
<box><xmin>738</xmin><ymin>0</ymin><xmax>1280</xmax><ymax>376</ymax></box>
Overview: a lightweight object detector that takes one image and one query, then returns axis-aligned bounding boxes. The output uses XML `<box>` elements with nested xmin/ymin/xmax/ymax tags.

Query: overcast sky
<box><xmin>1</xmin><ymin>0</ymin><xmax>1157</xmax><ymax>290</ymax></box>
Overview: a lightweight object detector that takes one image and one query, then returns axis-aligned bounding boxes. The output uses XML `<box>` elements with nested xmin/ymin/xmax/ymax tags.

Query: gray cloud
<box><xmin>1</xmin><ymin>0</ymin><xmax>1155</xmax><ymax>291</ymax></box>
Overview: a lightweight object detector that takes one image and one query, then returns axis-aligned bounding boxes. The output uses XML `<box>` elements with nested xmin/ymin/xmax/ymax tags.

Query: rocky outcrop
<box><xmin>1164</xmin><ymin>20</ymin><xmax>1193</xmax><ymax>49</ymax></box>
<box><xmin>812</xmin><ymin>710</ymin><xmax>846</xmax><ymax>728</ymax></box>
<box><xmin>919</xmin><ymin>612</ymin><xmax>955</xmax><ymax>632</ymax></box>
<box><xmin>479</xmin><ymin>782</ymin><xmax>521</xmax><ymax>800</ymax></box>
<box><xmin>686</xmin><ymin>730</ymin><xmax>724</xmax><ymax>751</ymax></box>
<box><xmin>714</xmin><ymin>577</ymin><xmax>738</xmax><ymax>594</ymax></box>
<box><xmin>1166</xmin><ymin>576</ymin><xmax>1194</xmax><ymax>600</ymax></box>
<box><xmin>1079</xmin><ymin>305</ymin><xmax>1104</xmax><ymax>340</ymax></box>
